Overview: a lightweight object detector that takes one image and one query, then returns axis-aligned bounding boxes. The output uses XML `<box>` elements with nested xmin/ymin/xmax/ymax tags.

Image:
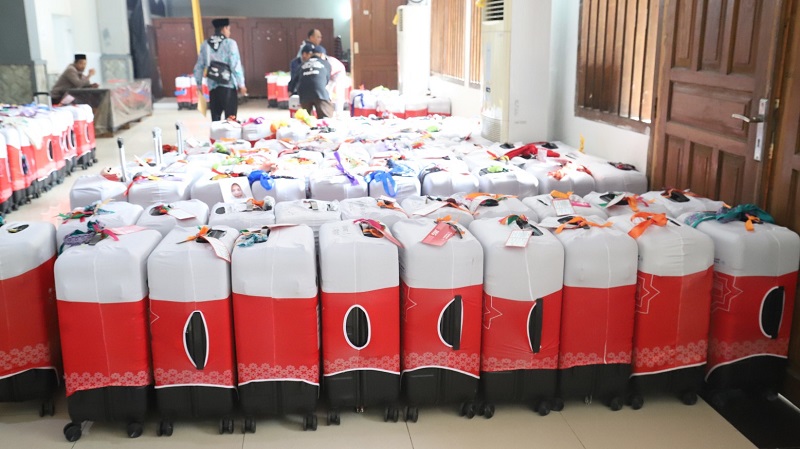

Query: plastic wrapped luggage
<box><xmin>208</xmin><ymin>198</ymin><xmax>276</xmax><ymax>230</ymax></box>
<box><xmin>639</xmin><ymin>189</ymin><xmax>725</xmax><ymax>218</ymax></box>
<box><xmin>136</xmin><ymin>199</ymin><xmax>210</xmax><ymax>237</ymax></box>
<box><xmin>266</xmin><ymin>73</ymin><xmax>279</xmax><ymax>107</ymax></box>
<box><xmin>274</xmin><ymin>199</ymin><xmax>341</xmax><ymax>247</ymax></box>
<box><xmin>472</xmin><ymin>164</ymin><xmax>539</xmax><ymax>197</ymax></box>
<box><xmin>608</xmin><ymin>213</ymin><xmax>714</xmax><ymax>407</ymax></box>
<box><xmin>0</xmin><ymin>126</ymin><xmax>36</xmax><ymax>208</ymax></box>
<box><xmin>319</xmin><ymin>220</ymin><xmax>403</xmax><ymax>424</ymax></box>
<box><xmin>0</xmin><ymin>221</ymin><xmax>60</xmax><ymax>415</ymax></box>
<box><xmin>0</xmin><ymin>134</ymin><xmax>13</xmax><ymax>215</ymax></box>
<box><xmin>401</xmin><ymin>195</ymin><xmax>475</xmax><ymax>226</ymax></box>
<box><xmin>60</xmin><ymin>104</ymin><xmax>94</xmax><ymax>169</ymax></box>
<box><xmin>584</xmin><ymin>191</ymin><xmax>670</xmax><ymax>217</ymax></box>
<box><xmin>456</xmin><ymin>193</ymin><xmax>537</xmax><ymax>221</ymax></box>
<box><xmin>681</xmin><ymin>205</ymin><xmax>800</xmax><ymax>397</ymax></box>
<box><xmin>365</xmin><ymin>160</ymin><xmax>421</xmax><ymax>203</ymax></box>
<box><xmin>174</xmin><ymin>75</ymin><xmax>197</xmax><ymax>110</ymax></box>
<box><xmin>147</xmin><ymin>226</ymin><xmax>239</xmax><ymax>435</ymax></box>
<box><xmin>419</xmin><ymin>160</ymin><xmax>479</xmax><ymax>197</ymax></box>
<box><xmin>562</xmin><ymin>150</ymin><xmax>648</xmax><ymax>194</ymax></box>
<box><xmin>241</xmin><ymin>118</ymin><xmax>271</xmax><ymax>143</ymax></box>
<box><xmin>392</xmin><ymin>218</ymin><xmax>483</xmax><ymax>419</ymax></box>
<box><xmin>249</xmin><ymin>169</ymin><xmax>308</xmax><ymax>203</ymax></box>
<box><xmin>210</xmin><ymin>119</ymin><xmax>242</xmax><ymax>142</ymax></box>
<box><xmin>56</xmin><ymin>226</ymin><xmax>162</xmax><ymax>441</ymax></box>
<box><xmin>308</xmin><ymin>166</ymin><xmax>368</xmax><ymax>201</ymax></box>
<box><xmin>339</xmin><ymin>197</ymin><xmax>409</xmax><ymax>227</ymax></box>
<box><xmin>521</xmin><ymin>159</ymin><xmax>596</xmax><ymax>197</ymax></box>
<box><xmin>469</xmin><ymin>215</ymin><xmax>564</xmax><ymax>416</ymax></box>
<box><xmin>57</xmin><ymin>201</ymin><xmax>144</xmax><ymax>247</ymax></box>
<box><xmin>539</xmin><ymin>215</ymin><xmax>638</xmax><ymax>410</ymax></box>
<box><xmin>232</xmin><ymin>224</ymin><xmax>319</xmax><ymax>432</ymax></box>
<box><xmin>522</xmin><ymin>192</ymin><xmax>608</xmax><ymax>222</ymax></box>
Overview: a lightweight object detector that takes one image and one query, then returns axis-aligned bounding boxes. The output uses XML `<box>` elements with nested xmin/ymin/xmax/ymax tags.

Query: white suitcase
<box><xmin>210</xmin><ymin>120</ymin><xmax>242</xmax><ymax>141</ymax></box>
<box><xmin>400</xmin><ymin>195</ymin><xmax>475</xmax><ymax>226</ymax></box>
<box><xmin>584</xmin><ymin>192</ymin><xmax>670</xmax><ymax>218</ymax></box>
<box><xmin>274</xmin><ymin>199</ymin><xmax>342</xmax><ymax>246</ymax></box>
<box><xmin>208</xmin><ymin>198</ymin><xmax>276</xmax><ymax>230</ymax></box>
<box><xmin>419</xmin><ymin>160</ymin><xmax>479</xmax><ymax>197</ymax></box>
<box><xmin>522</xmin><ymin>160</ymin><xmax>596</xmax><ymax>198</ymax></box>
<box><xmin>250</xmin><ymin>169</ymin><xmax>308</xmax><ymax>203</ymax></box>
<box><xmin>457</xmin><ymin>194</ymin><xmax>537</xmax><ymax>221</ymax></box>
<box><xmin>473</xmin><ymin>164</ymin><xmax>539</xmax><ymax>198</ymax></box>
<box><xmin>136</xmin><ymin>199</ymin><xmax>210</xmax><ymax>237</ymax></box>
<box><xmin>639</xmin><ymin>189</ymin><xmax>725</xmax><ymax>218</ymax></box>
<box><xmin>522</xmin><ymin>193</ymin><xmax>609</xmax><ymax>221</ymax></box>
<box><xmin>69</xmin><ymin>174</ymin><xmax>128</xmax><ymax>209</ymax></box>
<box><xmin>338</xmin><ymin>197</ymin><xmax>409</xmax><ymax>227</ymax></box>
<box><xmin>241</xmin><ymin>120</ymin><xmax>271</xmax><ymax>142</ymax></box>
<box><xmin>308</xmin><ymin>167</ymin><xmax>367</xmax><ymax>201</ymax></box>
<box><xmin>57</xmin><ymin>201</ymin><xmax>144</xmax><ymax>247</ymax></box>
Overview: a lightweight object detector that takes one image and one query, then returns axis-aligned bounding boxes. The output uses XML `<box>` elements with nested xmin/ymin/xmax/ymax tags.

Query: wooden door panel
<box><xmin>351</xmin><ymin>0</ymin><xmax>405</xmax><ymax>89</ymax></box>
<box><xmin>670</xmin><ymin>83</ymin><xmax>752</xmax><ymax>138</ymax></box>
<box><xmin>153</xmin><ymin>19</ymin><xmax>198</xmax><ymax>97</ymax></box>
<box><xmin>248</xmin><ymin>19</ymin><xmax>290</xmax><ymax>96</ymax></box>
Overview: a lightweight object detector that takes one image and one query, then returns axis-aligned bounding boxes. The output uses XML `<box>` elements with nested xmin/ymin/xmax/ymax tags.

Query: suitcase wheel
<box><xmin>39</xmin><ymin>399</ymin><xmax>55</xmax><ymax>417</ymax></box>
<box><xmin>552</xmin><ymin>397</ymin><xmax>565</xmax><ymax>412</ymax></box>
<box><xmin>218</xmin><ymin>418</ymin><xmax>235</xmax><ymax>434</ymax></box>
<box><xmin>157</xmin><ymin>420</ymin><xmax>174</xmax><ymax>437</ymax></box>
<box><xmin>326</xmin><ymin>410</ymin><xmax>340</xmax><ymax>426</ymax></box>
<box><xmin>63</xmin><ymin>422</ymin><xmax>81</xmax><ymax>442</ymax></box>
<box><xmin>480</xmin><ymin>402</ymin><xmax>496</xmax><ymax>419</ymax></box>
<box><xmin>302</xmin><ymin>414</ymin><xmax>318</xmax><ymax>431</ymax></box>
<box><xmin>459</xmin><ymin>401</ymin><xmax>476</xmax><ymax>419</ymax></box>
<box><xmin>405</xmin><ymin>406</ymin><xmax>419</xmax><ymax>423</ymax></box>
<box><xmin>126</xmin><ymin>421</ymin><xmax>144</xmax><ymax>438</ymax></box>
<box><xmin>535</xmin><ymin>401</ymin><xmax>549</xmax><ymax>417</ymax></box>
<box><xmin>627</xmin><ymin>394</ymin><xmax>644</xmax><ymax>410</ymax></box>
<box><xmin>243</xmin><ymin>417</ymin><xmax>256</xmax><ymax>434</ymax></box>
<box><xmin>680</xmin><ymin>391</ymin><xmax>698</xmax><ymax>406</ymax></box>
<box><xmin>383</xmin><ymin>406</ymin><xmax>401</xmax><ymax>423</ymax></box>
<box><xmin>609</xmin><ymin>397</ymin><xmax>624</xmax><ymax>412</ymax></box>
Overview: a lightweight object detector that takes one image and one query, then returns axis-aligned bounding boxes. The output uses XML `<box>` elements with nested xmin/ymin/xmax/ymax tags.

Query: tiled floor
<box><xmin>0</xmin><ymin>100</ymin><xmax>759</xmax><ymax>448</ymax></box>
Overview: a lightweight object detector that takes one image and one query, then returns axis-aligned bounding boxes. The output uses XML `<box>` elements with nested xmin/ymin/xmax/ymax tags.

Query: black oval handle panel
<box><xmin>439</xmin><ymin>295</ymin><xmax>463</xmax><ymax>350</ymax></box>
<box><xmin>184</xmin><ymin>311</ymin><xmax>208</xmax><ymax>370</ymax></box>
<box><xmin>345</xmin><ymin>306</ymin><xmax>369</xmax><ymax>349</ymax></box>
<box><xmin>528</xmin><ymin>299</ymin><xmax>543</xmax><ymax>354</ymax></box>
<box><xmin>761</xmin><ymin>286</ymin><xmax>785</xmax><ymax>340</ymax></box>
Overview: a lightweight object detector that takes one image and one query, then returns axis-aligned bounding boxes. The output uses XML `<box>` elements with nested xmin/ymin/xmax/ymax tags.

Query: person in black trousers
<box><xmin>288</xmin><ymin>44</ymin><xmax>334</xmax><ymax>119</ymax></box>
<box><xmin>193</xmin><ymin>18</ymin><xmax>247</xmax><ymax>121</ymax></box>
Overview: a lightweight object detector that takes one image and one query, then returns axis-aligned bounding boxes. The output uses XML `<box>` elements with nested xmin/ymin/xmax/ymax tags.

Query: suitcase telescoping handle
<box><xmin>528</xmin><ymin>298</ymin><xmax>544</xmax><ymax>354</ymax></box>
<box><xmin>175</xmin><ymin>122</ymin><xmax>184</xmax><ymax>156</ymax></box>
<box><xmin>152</xmin><ymin>127</ymin><xmax>163</xmax><ymax>168</ymax></box>
<box><xmin>33</xmin><ymin>91</ymin><xmax>53</xmax><ymax>108</ymax></box>
<box><xmin>117</xmin><ymin>137</ymin><xmax>130</xmax><ymax>183</ymax></box>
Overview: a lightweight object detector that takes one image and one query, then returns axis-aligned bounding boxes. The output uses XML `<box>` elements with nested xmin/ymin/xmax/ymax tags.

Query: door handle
<box><xmin>731</xmin><ymin>114</ymin><xmax>764</xmax><ymax>124</ymax></box>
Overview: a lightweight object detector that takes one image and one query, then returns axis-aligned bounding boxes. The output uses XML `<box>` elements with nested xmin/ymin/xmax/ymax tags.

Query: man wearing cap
<box><xmin>288</xmin><ymin>44</ymin><xmax>333</xmax><ymax>119</ymax></box>
<box><xmin>50</xmin><ymin>54</ymin><xmax>98</xmax><ymax>104</ymax></box>
<box><xmin>193</xmin><ymin>18</ymin><xmax>247</xmax><ymax>121</ymax></box>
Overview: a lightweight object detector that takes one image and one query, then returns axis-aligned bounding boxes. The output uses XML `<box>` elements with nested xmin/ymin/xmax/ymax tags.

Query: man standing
<box><xmin>288</xmin><ymin>44</ymin><xmax>333</xmax><ymax>119</ymax></box>
<box><xmin>193</xmin><ymin>18</ymin><xmax>247</xmax><ymax>121</ymax></box>
<box><xmin>290</xmin><ymin>29</ymin><xmax>327</xmax><ymax>75</ymax></box>
<box><xmin>50</xmin><ymin>54</ymin><xmax>98</xmax><ymax>104</ymax></box>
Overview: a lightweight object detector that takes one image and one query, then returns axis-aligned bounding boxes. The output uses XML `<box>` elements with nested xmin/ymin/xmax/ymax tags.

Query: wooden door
<box><xmin>247</xmin><ymin>19</ymin><xmax>291</xmax><ymax>97</ymax></box>
<box><xmin>650</xmin><ymin>0</ymin><xmax>784</xmax><ymax>205</ymax></box>
<box><xmin>153</xmin><ymin>19</ymin><xmax>198</xmax><ymax>97</ymax></box>
<box><xmin>350</xmin><ymin>0</ymin><xmax>405</xmax><ymax>89</ymax></box>
<box><xmin>291</xmin><ymin>19</ymin><xmax>335</xmax><ymax>57</ymax></box>
<box><xmin>769</xmin><ymin>0</ymin><xmax>800</xmax><ymax>407</ymax></box>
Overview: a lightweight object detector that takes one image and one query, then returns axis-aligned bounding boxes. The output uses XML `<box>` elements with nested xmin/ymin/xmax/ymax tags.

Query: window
<box><xmin>577</xmin><ymin>0</ymin><xmax>659</xmax><ymax>131</ymax></box>
<box><xmin>430</xmin><ymin>0</ymin><xmax>482</xmax><ymax>86</ymax></box>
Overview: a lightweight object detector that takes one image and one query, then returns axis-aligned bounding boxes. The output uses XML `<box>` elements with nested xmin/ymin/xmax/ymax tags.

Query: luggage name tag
<box><xmin>506</xmin><ymin>229</ymin><xmax>533</xmax><ymax>247</ymax></box>
<box><xmin>196</xmin><ymin>230</ymin><xmax>231</xmax><ymax>262</ymax></box>
<box><xmin>552</xmin><ymin>198</ymin><xmax>576</xmax><ymax>217</ymax></box>
<box><xmin>412</xmin><ymin>201</ymin><xmax>447</xmax><ymax>217</ymax></box>
<box><xmin>422</xmin><ymin>221</ymin><xmax>461</xmax><ymax>246</ymax></box>
<box><xmin>167</xmin><ymin>208</ymin><xmax>196</xmax><ymax>220</ymax></box>
<box><xmin>108</xmin><ymin>225</ymin><xmax>148</xmax><ymax>235</ymax></box>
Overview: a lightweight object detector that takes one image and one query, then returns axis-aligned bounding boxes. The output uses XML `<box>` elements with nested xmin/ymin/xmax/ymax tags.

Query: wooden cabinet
<box><xmin>154</xmin><ymin>17</ymin><xmax>334</xmax><ymax>98</ymax></box>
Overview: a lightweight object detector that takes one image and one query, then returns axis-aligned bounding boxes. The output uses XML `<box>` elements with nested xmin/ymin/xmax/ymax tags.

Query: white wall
<box><xmin>429</xmin><ymin>77</ymin><xmax>482</xmax><ymax>118</ymax></box>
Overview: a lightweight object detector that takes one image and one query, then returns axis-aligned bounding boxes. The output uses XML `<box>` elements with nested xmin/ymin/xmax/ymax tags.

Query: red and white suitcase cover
<box><xmin>468</xmin><ymin>218</ymin><xmax>564</xmax><ymax>372</ymax></box>
<box><xmin>609</xmin><ymin>214</ymin><xmax>715</xmax><ymax>376</ymax></box>
<box><xmin>339</xmin><ymin>197</ymin><xmax>409</xmax><ymax>227</ymax></box>
<box><xmin>0</xmin><ymin>134</ymin><xmax>12</xmax><ymax>203</ymax></box>
<box><xmin>522</xmin><ymin>159</ymin><xmax>597</xmax><ymax>198</ymax></box>
<box><xmin>232</xmin><ymin>225</ymin><xmax>318</xmax><ymax>385</ymax></box>
<box><xmin>457</xmin><ymin>194</ymin><xmax>538</xmax><ymax>221</ymax></box>
<box><xmin>308</xmin><ymin>167</ymin><xmax>368</xmax><ymax>201</ymax></box>
<box><xmin>426</xmin><ymin>97</ymin><xmax>451</xmax><ymax>116</ymax></box>
<box><xmin>319</xmin><ymin>221</ymin><xmax>401</xmax><ymax>376</ymax></box>
<box><xmin>208</xmin><ymin>199</ymin><xmax>276</xmax><ymax>230</ymax></box>
<box><xmin>273</xmin><ymin>199</ymin><xmax>342</xmax><ymax>245</ymax></box>
<box><xmin>57</xmin><ymin>201</ymin><xmax>144</xmax><ymax>247</ymax></box>
<box><xmin>472</xmin><ymin>165</ymin><xmax>540</xmax><ymax>198</ymax></box>
<box><xmin>69</xmin><ymin>174</ymin><xmax>128</xmax><ymax>209</ymax></box>
<box><xmin>210</xmin><ymin>120</ymin><xmax>242</xmax><ymax>142</ymax></box>
<box><xmin>136</xmin><ymin>199</ymin><xmax>209</xmax><ymax>237</ymax></box>
<box><xmin>392</xmin><ymin>219</ymin><xmax>483</xmax><ymax>378</ymax></box>
<box><xmin>0</xmin><ymin>222</ymin><xmax>59</xmax><ymax>381</ymax></box>
<box><xmin>127</xmin><ymin>173</ymin><xmax>191</xmax><ymax>208</ymax></box>
<box><xmin>250</xmin><ymin>170</ymin><xmax>308</xmax><ymax>203</ymax></box>
<box><xmin>584</xmin><ymin>191</ymin><xmax>670</xmax><ymax>218</ymax></box>
<box><xmin>0</xmin><ymin>128</ymin><xmax>33</xmax><ymax>193</ymax></box>
<box><xmin>147</xmin><ymin>226</ymin><xmax>238</xmax><ymax>389</ymax></box>
<box><xmin>401</xmin><ymin>195</ymin><xmax>475</xmax><ymax>227</ymax></box>
<box><xmin>419</xmin><ymin>159</ymin><xmax>479</xmax><ymax>198</ymax></box>
<box><xmin>55</xmin><ymin>229</ymin><xmax>162</xmax><ymax>396</ymax></box>
<box><xmin>639</xmin><ymin>190</ymin><xmax>725</xmax><ymax>218</ymax></box>
<box><xmin>680</xmin><ymin>215</ymin><xmax>800</xmax><ymax>379</ymax></box>
<box><xmin>60</xmin><ymin>105</ymin><xmax>91</xmax><ymax>158</ymax></box>
<box><xmin>522</xmin><ymin>193</ymin><xmax>609</xmax><ymax>222</ymax></box>
<box><xmin>540</xmin><ymin>216</ymin><xmax>638</xmax><ymax>369</ymax></box>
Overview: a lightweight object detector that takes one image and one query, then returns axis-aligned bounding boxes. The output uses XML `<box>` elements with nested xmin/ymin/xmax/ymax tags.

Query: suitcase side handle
<box><xmin>528</xmin><ymin>298</ymin><xmax>544</xmax><ymax>354</ymax></box>
<box><xmin>439</xmin><ymin>295</ymin><xmax>462</xmax><ymax>351</ymax></box>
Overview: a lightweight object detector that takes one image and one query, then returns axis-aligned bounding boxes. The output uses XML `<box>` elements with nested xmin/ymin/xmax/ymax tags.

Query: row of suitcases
<box><xmin>0</xmin><ymin>96</ymin><xmax>97</xmax><ymax>216</ymax></box>
<box><xmin>2</xmin><ymin>192</ymin><xmax>797</xmax><ymax>441</ymax></box>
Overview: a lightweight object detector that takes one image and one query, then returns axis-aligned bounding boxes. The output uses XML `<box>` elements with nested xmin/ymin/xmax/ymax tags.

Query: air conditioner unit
<box><xmin>397</xmin><ymin>4</ymin><xmax>431</xmax><ymax>96</ymax></box>
<box><xmin>481</xmin><ymin>0</ymin><xmax>552</xmax><ymax>143</ymax></box>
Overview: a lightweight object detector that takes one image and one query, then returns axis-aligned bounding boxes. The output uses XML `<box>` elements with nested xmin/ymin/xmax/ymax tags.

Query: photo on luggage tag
<box><xmin>218</xmin><ymin>177</ymin><xmax>253</xmax><ymax>204</ymax></box>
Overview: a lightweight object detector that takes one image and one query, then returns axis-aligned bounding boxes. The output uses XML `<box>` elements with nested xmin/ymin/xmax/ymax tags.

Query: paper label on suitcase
<box><xmin>705</xmin><ymin>271</ymin><xmax>797</xmax><ymax>376</ymax></box>
<box><xmin>233</xmin><ymin>294</ymin><xmax>320</xmax><ymax>385</ymax></box>
<box><xmin>421</xmin><ymin>221</ymin><xmax>460</xmax><ymax>246</ymax></box>
<box><xmin>401</xmin><ymin>283</ymin><xmax>482</xmax><ymax>377</ymax></box>
<box><xmin>412</xmin><ymin>201</ymin><xmax>447</xmax><ymax>217</ymax></box>
<box><xmin>631</xmin><ymin>268</ymin><xmax>713</xmax><ymax>375</ymax></box>
<box><xmin>505</xmin><ymin>230</ymin><xmax>533</xmax><ymax>248</ymax></box>
<box><xmin>108</xmin><ymin>225</ymin><xmax>149</xmax><ymax>235</ymax></box>
<box><xmin>552</xmin><ymin>198</ymin><xmax>576</xmax><ymax>217</ymax></box>
<box><xmin>167</xmin><ymin>207</ymin><xmax>196</xmax><ymax>220</ymax></box>
<box><xmin>58</xmin><ymin>299</ymin><xmax>153</xmax><ymax>396</ymax></box>
<box><xmin>321</xmin><ymin>287</ymin><xmax>401</xmax><ymax>376</ymax></box>
<box><xmin>0</xmin><ymin>257</ymin><xmax>59</xmax><ymax>378</ymax></box>
<box><xmin>558</xmin><ymin>284</ymin><xmax>636</xmax><ymax>369</ymax></box>
<box><xmin>151</xmin><ymin>298</ymin><xmax>236</xmax><ymax>388</ymax></box>
<box><xmin>481</xmin><ymin>291</ymin><xmax>562</xmax><ymax>372</ymax></box>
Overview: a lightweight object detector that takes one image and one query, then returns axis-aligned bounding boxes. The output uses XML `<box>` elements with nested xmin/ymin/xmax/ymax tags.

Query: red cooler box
<box><xmin>682</xmin><ymin>206</ymin><xmax>800</xmax><ymax>395</ymax></box>
<box><xmin>541</xmin><ymin>215</ymin><xmax>638</xmax><ymax>410</ymax></box>
<box><xmin>469</xmin><ymin>215</ymin><xmax>564</xmax><ymax>416</ymax></box>
<box><xmin>609</xmin><ymin>213</ymin><xmax>714</xmax><ymax>407</ymax></box>
<box><xmin>0</xmin><ymin>222</ymin><xmax>60</xmax><ymax>415</ymax></box>
<box><xmin>392</xmin><ymin>218</ymin><xmax>483</xmax><ymax>419</ymax></box>
<box><xmin>319</xmin><ymin>220</ymin><xmax>402</xmax><ymax>424</ymax></box>
<box><xmin>147</xmin><ymin>226</ymin><xmax>239</xmax><ymax>436</ymax></box>
<box><xmin>232</xmin><ymin>224</ymin><xmax>319</xmax><ymax>432</ymax></box>
<box><xmin>56</xmin><ymin>226</ymin><xmax>162</xmax><ymax>441</ymax></box>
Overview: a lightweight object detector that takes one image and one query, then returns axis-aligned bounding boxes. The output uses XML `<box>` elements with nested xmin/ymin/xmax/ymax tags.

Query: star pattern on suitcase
<box><xmin>403</xmin><ymin>351</ymin><xmax>480</xmax><ymax>375</ymax></box>
<box><xmin>635</xmin><ymin>272</ymin><xmax>661</xmax><ymax>315</ymax></box>
<box><xmin>237</xmin><ymin>362</ymin><xmax>319</xmax><ymax>385</ymax></box>
<box><xmin>708</xmin><ymin>337</ymin><xmax>790</xmax><ymax>365</ymax></box>
<box><xmin>403</xmin><ymin>296</ymin><xmax>418</xmax><ymax>323</ymax></box>
<box><xmin>632</xmin><ymin>340</ymin><xmax>707</xmax><ymax>372</ymax></box>
<box><xmin>154</xmin><ymin>368</ymin><xmax>235</xmax><ymax>387</ymax></box>
<box><xmin>711</xmin><ymin>275</ymin><xmax>744</xmax><ymax>313</ymax></box>
<box><xmin>558</xmin><ymin>351</ymin><xmax>632</xmax><ymax>370</ymax></box>
<box><xmin>323</xmin><ymin>355</ymin><xmax>401</xmax><ymax>376</ymax></box>
<box><xmin>0</xmin><ymin>344</ymin><xmax>52</xmax><ymax>374</ymax></box>
<box><xmin>65</xmin><ymin>370</ymin><xmax>151</xmax><ymax>396</ymax></box>
<box><xmin>481</xmin><ymin>355</ymin><xmax>558</xmax><ymax>372</ymax></box>
<box><xmin>482</xmin><ymin>297</ymin><xmax>504</xmax><ymax>330</ymax></box>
